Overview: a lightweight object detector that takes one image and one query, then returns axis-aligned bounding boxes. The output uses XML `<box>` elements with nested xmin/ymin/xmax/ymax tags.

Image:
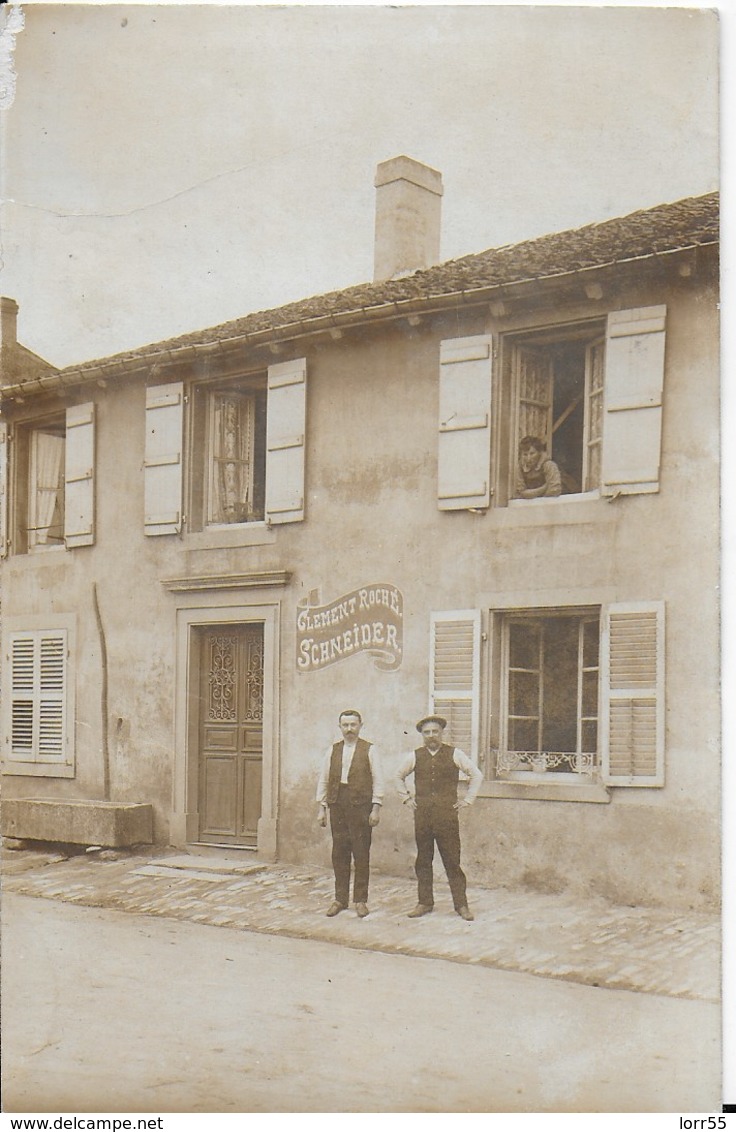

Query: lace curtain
<box><xmin>209</xmin><ymin>393</ymin><xmax>255</xmax><ymax>524</ymax></box>
<box><xmin>30</xmin><ymin>430</ymin><xmax>65</xmax><ymax>547</ymax></box>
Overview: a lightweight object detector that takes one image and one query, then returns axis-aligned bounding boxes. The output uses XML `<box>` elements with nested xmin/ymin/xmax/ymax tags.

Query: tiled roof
<box><xmin>13</xmin><ymin>190</ymin><xmax>722</xmax><ymax>388</ymax></box>
<box><xmin>2</xmin><ymin>343</ymin><xmax>58</xmax><ymax>386</ymax></box>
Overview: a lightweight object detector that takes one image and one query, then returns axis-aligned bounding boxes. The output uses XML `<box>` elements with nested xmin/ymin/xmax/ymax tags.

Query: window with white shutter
<box><xmin>601</xmin><ymin>307</ymin><xmax>666</xmax><ymax>496</ymax></box>
<box><xmin>600</xmin><ymin>602</ymin><xmax>665</xmax><ymax>786</ymax></box>
<box><xmin>144</xmin><ymin>382</ymin><xmax>184</xmax><ymax>536</ymax></box>
<box><xmin>64</xmin><ymin>402</ymin><xmax>95</xmax><ymax>547</ymax></box>
<box><xmin>188</xmin><ymin>361</ymin><xmax>305</xmax><ymax>533</ymax></box>
<box><xmin>5</xmin><ymin>628</ymin><xmax>73</xmax><ymax>775</ymax></box>
<box><xmin>437</xmin><ymin>337</ymin><xmax>493</xmax><ymax>510</ymax></box>
<box><xmin>429</xmin><ymin>610</ymin><xmax>481</xmax><ymax>760</ymax></box>
<box><xmin>266</xmin><ymin>357</ymin><xmax>307</xmax><ymax>524</ymax></box>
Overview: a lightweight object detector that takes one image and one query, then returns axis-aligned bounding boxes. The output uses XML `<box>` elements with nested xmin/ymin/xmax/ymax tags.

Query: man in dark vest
<box><xmin>397</xmin><ymin>715</ymin><xmax>483</xmax><ymax>921</ymax></box>
<box><xmin>316</xmin><ymin>709</ymin><xmax>384</xmax><ymax>918</ymax></box>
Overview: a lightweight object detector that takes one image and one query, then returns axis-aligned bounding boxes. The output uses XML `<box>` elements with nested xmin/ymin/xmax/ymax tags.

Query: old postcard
<box><xmin>0</xmin><ymin>2</ymin><xmax>724</xmax><ymax>1119</ymax></box>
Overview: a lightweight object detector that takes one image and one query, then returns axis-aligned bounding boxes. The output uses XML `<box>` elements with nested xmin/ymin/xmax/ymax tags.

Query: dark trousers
<box><xmin>414</xmin><ymin>801</ymin><xmax>467</xmax><ymax>910</ymax></box>
<box><xmin>329</xmin><ymin>785</ymin><xmax>373</xmax><ymax>905</ymax></box>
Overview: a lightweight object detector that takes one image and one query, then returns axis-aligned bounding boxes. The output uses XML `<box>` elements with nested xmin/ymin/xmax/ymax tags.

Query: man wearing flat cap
<box><xmin>396</xmin><ymin>715</ymin><xmax>483</xmax><ymax>921</ymax></box>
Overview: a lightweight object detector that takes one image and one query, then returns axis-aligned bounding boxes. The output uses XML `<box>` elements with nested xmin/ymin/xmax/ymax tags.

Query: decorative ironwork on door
<box><xmin>207</xmin><ymin>635</ymin><xmax>238</xmax><ymax>721</ymax></box>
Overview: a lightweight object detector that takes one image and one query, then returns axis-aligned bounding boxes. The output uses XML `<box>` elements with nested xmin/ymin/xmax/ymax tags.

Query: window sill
<box><xmin>477</xmin><ymin>780</ymin><xmax>611</xmax><ymax>804</ymax></box>
<box><xmin>183</xmin><ymin>523</ymin><xmax>277</xmax><ymax>551</ymax></box>
<box><xmin>508</xmin><ymin>491</ymin><xmax>599</xmax><ymax>507</ymax></box>
<box><xmin>496</xmin><ymin>494</ymin><xmax>611</xmax><ymax>528</ymax></box>
<box><xmin>9</xmin><ymin>545</ymin><xmax>67</xmax><ymax>563</ymax></box>
<box><xmin>2</xmin><ymin>761</ymin><xmax>75</xmax><ymax>779</ymax></box>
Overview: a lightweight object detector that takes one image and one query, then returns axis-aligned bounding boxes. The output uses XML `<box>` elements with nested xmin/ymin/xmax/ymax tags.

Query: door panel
<box><xmin>198</xmin><ymin>624</ymin><xmax>264</xmax><ymax>846</ymax></box>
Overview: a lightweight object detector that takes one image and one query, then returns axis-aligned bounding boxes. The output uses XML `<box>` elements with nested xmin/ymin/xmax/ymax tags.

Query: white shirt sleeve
<box><xmin>453</xmin><ymin>748</ymin><xmax>484</xmax><ymax>803</ymax></box>
<box><xmin>368</xmin><ymin>746</ymin><xmax>385</xmax><ymax>805</ymax></box>
<box><xmin>396</xmin><ymin>751</ymin><xmax>417</xmax><ymax>802</ymax></box>
<box><xmin>315</xmin><ymin>745</ymin><xmax>335</xmax><ymax>805</ymax></box>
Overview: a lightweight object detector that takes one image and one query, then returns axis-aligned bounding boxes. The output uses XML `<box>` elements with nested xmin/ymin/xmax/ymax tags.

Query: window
<box><xmin>3</xmin><ymin>624</ymin><xmax>75</xmax><ymax>778</ymax></box>
<box><xmin>430</xmin><ymin>603</ymin><xmax>665</xmax><ymax>794</ymax></box>
<box><xmin>509</xmin><ymin>325</ymin><xmax>605</xmax><ymax>496</ymax></box>
<box><xmin>206</xmin><ymin>387</ymin><xmax>266</xmax><ymax>525</ymax></box>
<box><xmin>27</xmin><ymin>419</ymin><xmax>66</xmax><ymax>549</ymax></box>
<box><xmin>144</xmin><ymin>357</ymin><xmax>307</xmax><ymax>537</ymax></box>
<box><xmin>437</xmin><ymin>306</ymin><xmax>667</xmax><ymax>511</ymax></box>
<box><xmin>497</xmin><ymin>611</ymin><xmax>599</xmax><ymax>778</ymax></box>
<box><xmin>6</xmin><ymin>402</ymin><xmax>96</xmax><ymax>554</ymax></box>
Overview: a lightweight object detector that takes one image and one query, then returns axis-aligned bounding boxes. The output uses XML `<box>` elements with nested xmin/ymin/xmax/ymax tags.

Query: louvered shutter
<box><xmin>266</xmin><ymin>358</ymin><xmax>306</xmax><ymax>524</ymax></box>
<box><xmin>64</xmin><ymin>402</ymin><xmax>95</xmax><ymax>547</ymax></box>
<box><xmin>438</xmin><ymin>336</ymin><xmax>493</xmax><ymax>510</ymax></box>
<box><xmin>601</xmin><ymin>602</ymin><xmax>664</xmax><ymax>786</ymax></box>
<box><xmin>144</xmin><ymin>382</ymin><xmax>184</xmax><ymax>536</ymax></box>
<box><xmin>601</xmin><ymin>306</ymin><xmax>666</xmax><ymax>496</ymax></box>
<box><xmin>8</xmin><ymin>630</ymin><xmax>67</xmax><ymax>764</ymax></box>
<box><xmin>0</xmin><ymin>419</ymin><xmax>8</xmax><ymax>558</ymax></box>
<box><xmin>429</xmin><ymin>610</ymin><xmax>481</xmax><ymax>760</ymax></box>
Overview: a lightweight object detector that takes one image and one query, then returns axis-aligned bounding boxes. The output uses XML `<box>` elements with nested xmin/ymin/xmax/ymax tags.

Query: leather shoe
<box><xmin>456</xmin><ymin>905</ymin><xmax>475</xmax><ymax>921</ymax></box>
<box><xmin>407</xmin><ymin>903</ymin><xmax>434</xmax><ymax>918</ymax></box>
<box><xmin>355</xmin><ymin>902</ymin><xmax>369</xmax><ymax>918</ymax></box>
<box><xmin>326</xmin><ymin>901</ymin><xmax>347</xmax><ymax>917</ymax></box>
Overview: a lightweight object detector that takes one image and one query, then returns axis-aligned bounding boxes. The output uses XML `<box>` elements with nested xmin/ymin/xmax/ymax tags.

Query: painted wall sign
<box><xmin>297</xmin><ymin>584</ymin><xmax>403</xmax><ymax>672</ymax></box>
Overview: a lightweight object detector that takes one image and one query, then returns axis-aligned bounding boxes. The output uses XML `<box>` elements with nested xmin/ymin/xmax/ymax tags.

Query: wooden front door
<box><xmin>197</xmin><ymin>624</ymin><xmax>264</xmax><ymax>846</ymax></box>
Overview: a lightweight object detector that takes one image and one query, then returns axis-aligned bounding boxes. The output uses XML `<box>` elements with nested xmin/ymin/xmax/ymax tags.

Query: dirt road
<box><xmin>2</xmin><ymin>893</ymin><xmax>720</xmax><ymax>1113</ymax></box>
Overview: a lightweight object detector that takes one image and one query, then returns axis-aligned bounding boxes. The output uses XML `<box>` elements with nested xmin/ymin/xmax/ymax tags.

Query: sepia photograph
<box><xmin>0</xmin><ymin>0</ymin><xmax>725</xmax><ymax>1118</ymax></box>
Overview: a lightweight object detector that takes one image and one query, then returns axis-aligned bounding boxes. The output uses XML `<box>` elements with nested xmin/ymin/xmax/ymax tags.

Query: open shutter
<box><xmin>8</xmin><ymin>630</ymin><xmax>67</xmax><ymax>764</ymax></box>
<box><xmin>601</xmin><ymin>306</ymin><xmax>666</xmax><ymax>496</ymax></box>
<box><xmin>601</xmin><ymin>602</ymin><xmax>664</xmax><ymax>786</ymax></box>
<box><xmin>429</xmin><ymin>610</ymin><xmax>481</xmax><ymax>761</ymax></box>
<box><xmin>144</xmin><ymin>382</ymin><xmax>184</xmax><ymax>536</ymax></box>
<box><xmin>0</xmin><ymin>419</ymin><xmax>8</xmax><ymax>557</ymax></box>
<box><xmin>266</xmin><ymin>357</ymin><xmax>306</xmax><ymax>524</ymax></box>
<box><xmin>64</xmin><ymin>402</ymin><xmax>95</xmax><ymax>547</ymax></box>
<box><xmin>438</xmin><ymin>336</ymin><xmax>493</xmax><ymax>510</ymax></box>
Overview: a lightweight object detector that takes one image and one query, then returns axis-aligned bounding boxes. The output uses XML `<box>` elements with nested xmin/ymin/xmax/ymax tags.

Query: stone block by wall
<box><xmin>1</xmin><ymin>798</ymin><xmax>153</xmax><ymax>847</ymax></box>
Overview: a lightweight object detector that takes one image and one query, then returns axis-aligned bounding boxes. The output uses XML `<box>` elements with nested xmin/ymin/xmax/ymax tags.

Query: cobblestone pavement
<box><xmin>2</xmin><ymin>847</ymin><xmax>719</xmax><ymax>1003</ymax></box>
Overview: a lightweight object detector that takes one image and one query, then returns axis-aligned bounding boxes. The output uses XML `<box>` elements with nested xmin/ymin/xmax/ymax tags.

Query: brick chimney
<box><xmin>0</xmin><ymin>296</ymin><xmax>19</xmax><ymax>386</ymax></box>
<box><xmin>373</xmin><ymin>156</ymin><xmax>443</xmax><ymax>282</ymax></box>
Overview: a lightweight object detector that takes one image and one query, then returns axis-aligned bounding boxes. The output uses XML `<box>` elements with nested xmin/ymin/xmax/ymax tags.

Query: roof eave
<box><xmin>0</xmin><ymin>237</ymin><xmax>718</xmax><ymax>402</ymax></box>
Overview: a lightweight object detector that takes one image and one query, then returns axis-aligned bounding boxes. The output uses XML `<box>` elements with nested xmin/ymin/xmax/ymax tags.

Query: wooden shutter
<box><xmin>8</xmin><ymin>630</ymin><xmax>67</xmax><ymax>764</ymax></box>
<box><xmin>64</xmin><ymin>402</ymin><xmax>95</xmax><ymax>547</ymax></box>
<box><xmin>429</xmin><ymin>610</ymin><xmax>481</xmax><ymax>761</ymax></box>
<box><xmin>600</xmin><ymin>602</ymin><xmax>664</xmax><ymax>786</ymax></box>
<box><xmin>601</xmin><ymin>306</ymin><xmax>666</xmax><ymax>496</ymax></box>
<box><xmin>144</xmin><ymin>382</ymin><xmax>184</xmax><ymax>536</ymax></box>
<box><xmin>0</xmin><ymin>419</ymin><xmax>8</xmax><ymax>558</ymax></box>
<box><xmin>438</xmin><ymin>336</ymin><xmax>493</xmax><ymax>510</ymax></box>
<box><xmin>266</xmin><ymin>357</ymin><xmax>306</xmax><ymax>524</ymax></box>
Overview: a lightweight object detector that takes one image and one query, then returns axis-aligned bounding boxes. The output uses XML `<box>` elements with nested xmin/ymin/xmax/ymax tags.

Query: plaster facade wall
<box><xmin>1</xmin><ymin>256</ymin><xmax>720</xmax><ymax>909</ymax></box>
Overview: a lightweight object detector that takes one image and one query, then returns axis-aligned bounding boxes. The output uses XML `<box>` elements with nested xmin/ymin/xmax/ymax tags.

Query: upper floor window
<box><xmin>28</xmin><ymin>419</ymin><xmax>66</xmax><ymax>549</ymax></box>
<box><xmin>437</xmin><ymin>306</ymin><xmax>667</xmax><ymax>512</ymax></box>
<box><xmin>1</xmin><ymin>404</ymin><xmax>96</xmax><ymax>557</ymax></box>
<box><xmin>206</xmin><ymin>387</ymin><xmax>267</xmax><ymax>525</ymax></box>
<box><xmin>509</xmin><ymin>325</ymin><xmax>604</xmax><ymax>498</ymax></box>
<box><xmin>144</xmin><ymin>357</ymin><xmax>306</xmax><ymax>538</ymax></box>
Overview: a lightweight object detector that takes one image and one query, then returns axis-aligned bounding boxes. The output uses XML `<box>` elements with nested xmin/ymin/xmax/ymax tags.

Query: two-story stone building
<box><xmin>0</xmin><ymin>158</ymin><xmax>719</xmax><ymax>910</ymax></box>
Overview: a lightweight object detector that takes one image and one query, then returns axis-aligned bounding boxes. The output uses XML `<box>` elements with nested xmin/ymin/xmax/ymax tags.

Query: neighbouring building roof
<box><xmin>0</xmin><ymin>339</ymin><xmax>57</xmax><ymax>389</ymax></box>
<box><xmin>4</xmin><ymin>190</ymin><xmax>718</xmax><ymax>396</ymax></box>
